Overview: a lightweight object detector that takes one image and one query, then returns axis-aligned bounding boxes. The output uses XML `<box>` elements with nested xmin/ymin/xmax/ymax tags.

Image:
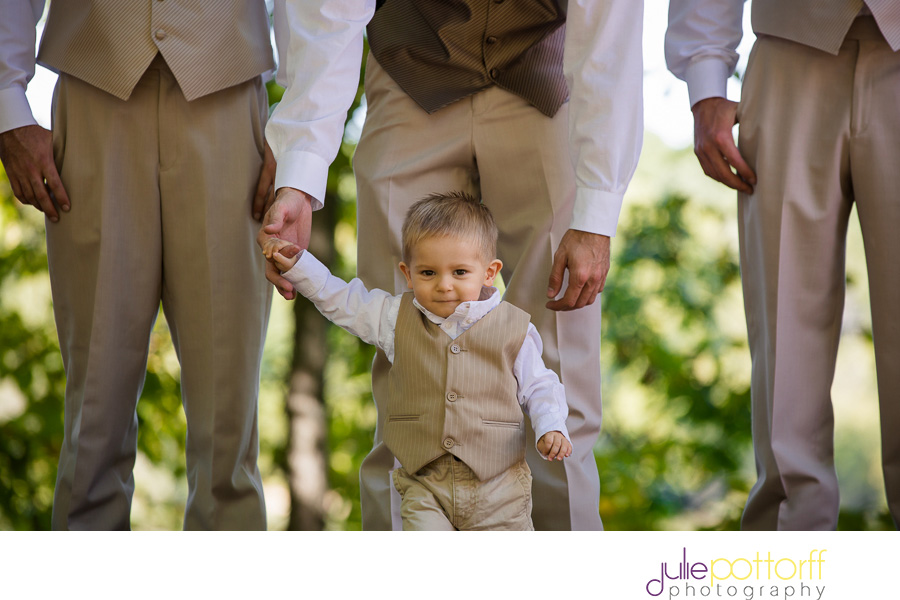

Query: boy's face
<box><xmin>399</xmin><ymin>235</ymin><xmax>502</xmax><ymax>318</ymax></box>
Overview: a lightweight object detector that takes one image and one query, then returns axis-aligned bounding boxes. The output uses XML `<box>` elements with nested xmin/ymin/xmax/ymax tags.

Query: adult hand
<box><xmin>546</xmin><ymin>229</ymin><xmax>610</xmax><ymax>311</ymax></box>
<box><xmin>0</xmin><ymin>125</ymin><xmax>70</xmax><ymax>222</ymax></box>
<box><xmin>257</xmin><ymin>187</ymin><xmax>313</xmax><ymax>300</ymax></box>
<box><xmin>691</xmin><ymin>97</ymin><xmax>756</xmax><ymax>193</ymax></box>
<box><xmin>252</xmin><ymin>141</ymin><xmax>277</xmax><ymax>221</ymax></box>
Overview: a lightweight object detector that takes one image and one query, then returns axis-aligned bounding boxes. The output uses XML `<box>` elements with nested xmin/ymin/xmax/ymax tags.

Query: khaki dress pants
<box><xmin>353</xmin><ymin>56</ymin><xmax>604</xmax><ymax>531</ymax></box>
<box><xmin>737</xmin><ymin>19</ymin><xmax>900</xmax><ymax>530</ymax></box>
<box><xmin>48</xmin><ymin>58</ymin><xmax>272</xmax><ymax>530</ymax></box>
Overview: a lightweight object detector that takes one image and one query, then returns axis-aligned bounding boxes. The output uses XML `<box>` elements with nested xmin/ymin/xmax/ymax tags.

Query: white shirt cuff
<box><xmin>569</xmin><ymin>187</ymin><xmax>625</xmax><ymax>237</ymax></box>
<box><xmin>272</xmin><ymin>149</ymin><xmax>329</xmax><ymax>211</ymax></box>
<box><xmin>282</xmin><ymin>249</ymin><xmax>329</xmax><ymax>297</ymax></box>
<box><xmin>684</xmin><ymin>57</ymin><xmax>732</xmax><ymax>108</ymax></box>
<box><xmin>0</xmin><ymin>87</ymin><xmax>37</xmax><ymax>134</ymax></box>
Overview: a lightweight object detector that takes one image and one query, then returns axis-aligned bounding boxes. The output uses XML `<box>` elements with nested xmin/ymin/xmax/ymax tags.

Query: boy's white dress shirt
<box><xmin>283</xmin><ymin>250</ymin><xmax>570</xmax><ymax>447</ymax></box>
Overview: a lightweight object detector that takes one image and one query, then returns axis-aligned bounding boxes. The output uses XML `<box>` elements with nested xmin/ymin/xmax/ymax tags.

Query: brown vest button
<box><xmin>154</xmin><ymin>29</ymin><xmax>167</xmax><ymax>41</ymax></box>
<box><xmin>450</xmin><ymin>344</ymin><xmax>461</xmax><ymax>354</ymax></box>
<box><xmin>447</xmin><ymin>392</ymin><xmax>458</xmax><ymax>402</ymax></box>
<box><xmin>443</xmin><ymin>438</ymin><xmax>455</xmax><ymax>449</ymax></box>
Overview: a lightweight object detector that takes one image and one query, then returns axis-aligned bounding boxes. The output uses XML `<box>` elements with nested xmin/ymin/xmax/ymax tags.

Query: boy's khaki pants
<box><xmin>48</xmin><ymin>58</ymin><xmax>272</xmax><ymax>530</ymax></box>
<box><xmin>392</xmin><ymin>455</ymin><xmax>534</xmax><ymax>531</ymax></box>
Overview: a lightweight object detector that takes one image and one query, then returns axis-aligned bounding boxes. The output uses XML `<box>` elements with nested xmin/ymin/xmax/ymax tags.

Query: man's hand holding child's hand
<box><xmin>261</xmin><ymin>237</ymin><xmax>302</xmax><ymax>273</ymax></box>
<box><xmin>537</xmin><ymin>431</ymin><xmax>572</xmax><ymax>461</ymax></box>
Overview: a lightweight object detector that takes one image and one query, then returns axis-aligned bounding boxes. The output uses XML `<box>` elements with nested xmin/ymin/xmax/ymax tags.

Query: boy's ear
<box><xmin>484</xmin><ymin>259</ymin><xmax>503</xmax><ymax>286</ymax></box>
<box><xmin>398</xmin><ymin>262</ymin><xmax>414</xmax><ymax>289</ymax></box>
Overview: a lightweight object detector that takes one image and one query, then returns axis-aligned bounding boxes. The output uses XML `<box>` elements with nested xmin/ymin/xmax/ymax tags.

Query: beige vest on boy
<box><xmin>36</xmin><ymin>0</ymin><xmax>274</xmax><ymax>101</ymax></box>
<box><xmin>752</xmin><ymin>0</ymin><xmax>900</xmax><ymax>54</ymax></box>
<box><xmin>386</xmin><ymin>293</ymin><xmax>531</xmax><ymax>481</ymax></box>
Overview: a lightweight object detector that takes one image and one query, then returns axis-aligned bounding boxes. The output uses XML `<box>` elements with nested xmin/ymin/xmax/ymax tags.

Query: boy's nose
<box><xmin>437</xmin><ymin>276</ymin><xmax>453</xmax><ymax>291</ymax></box>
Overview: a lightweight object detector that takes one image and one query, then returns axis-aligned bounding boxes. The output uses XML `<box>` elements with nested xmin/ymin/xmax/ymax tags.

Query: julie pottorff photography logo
<box><xmin>645</xmin><ymin>547</ymin><xmax>827</xmax><ymax>600</ymax></box>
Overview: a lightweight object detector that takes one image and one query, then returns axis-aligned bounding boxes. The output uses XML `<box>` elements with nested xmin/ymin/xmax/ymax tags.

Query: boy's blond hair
<box><xmin>401</xmin><ymin>191</ymin><xmax>498</xmax><ymax>263</ymax></box>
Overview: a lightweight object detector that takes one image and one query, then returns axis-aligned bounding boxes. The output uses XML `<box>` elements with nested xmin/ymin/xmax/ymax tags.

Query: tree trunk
<box><xmin>285</xmin><ymin>199</ymin><xmax>336</xmax><ymax>531</ymax></box>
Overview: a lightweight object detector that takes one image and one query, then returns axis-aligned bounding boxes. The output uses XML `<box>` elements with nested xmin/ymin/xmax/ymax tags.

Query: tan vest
<box><xmin>752</xmin><ymin>0</ymin><xmax>900</xmax><ymax>54</ymax></box>
<box><xmin>386</xmin><ymin>293</ymin><xmax>531</xmax><ymax>480</ymax></box>
<box><xmin>36</xmin><ymin>0</ymin><xmax>275</xmax><ymax>102</ymax></box>
<box><xmin>367</xmin><ymin>0</ymin><xmax>568</xmax><ymax>117</ymax></box>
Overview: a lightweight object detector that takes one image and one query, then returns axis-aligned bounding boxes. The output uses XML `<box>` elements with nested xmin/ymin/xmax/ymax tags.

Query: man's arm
<box><xmin>547</xmin><ymin>0</ymin><xmax>644</xmax><ymax>311</ymax></box>
<box><xmin>260</xmin><ymin>0</ymin><xmax>376</xmax><ymax>298</ymax></box>
<box><xmin>665</xmin><ymin>0</ymin><xmax>755</xmax><ymax>193</ymax></box>
<box><xmin>0</xmin><ymin>0</ymin><xmax>69</xmax><ymax>221</ymax></box>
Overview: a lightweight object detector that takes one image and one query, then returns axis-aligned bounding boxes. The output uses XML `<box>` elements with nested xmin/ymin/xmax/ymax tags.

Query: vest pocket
<box><xmin>482</xmin><ymin>419</ymin><xmax>522</xmax><ymax>429</ymax></box>
<box><xmin>388</xmin><ymin>415</ymin><xmax>420</xmax><ymax>422</ymax></box>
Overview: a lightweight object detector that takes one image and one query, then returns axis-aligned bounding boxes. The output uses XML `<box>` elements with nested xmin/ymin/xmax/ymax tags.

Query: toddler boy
<box><xmin>263</xmin><ymin>191</ymin><xmax>572</xmax><ymax>530</ymax></box>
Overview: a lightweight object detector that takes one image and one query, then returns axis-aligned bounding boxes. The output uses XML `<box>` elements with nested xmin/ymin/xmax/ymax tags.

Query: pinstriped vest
<box><xmin>367</xmin><ymin>0</ymin><xmax>568</xmax><ymax>117</ymax></box>
<box><xmin>752</xmin><ymin>0</ymin><xmax>900</xmax><ymax>54</ymax></box>
<box><xmin>36</xmin><ymin>0</ymin><xmax>275</xmax><ymax>102</ymax></box>
<box><xmin>386</xmin><ymin>293</ymin><xmax>531</xmax><ymax>480</ymax></box>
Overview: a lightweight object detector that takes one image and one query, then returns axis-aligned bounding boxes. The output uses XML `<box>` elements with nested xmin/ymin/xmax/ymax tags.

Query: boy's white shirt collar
<box><xmin>412</xmin><ymin>286</ymin><xmax>501</xmax><ymax>329</ymax></box>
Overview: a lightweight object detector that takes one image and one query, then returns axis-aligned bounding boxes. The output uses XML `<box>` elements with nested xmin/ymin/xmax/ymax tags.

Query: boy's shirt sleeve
<box><xmin>282</xmin><ymin>250</ymin><xmax>400</xmax><ymax>361</ymax></box>
<box><xmin>514</xmin><ymin>323</ymin><xmax>570</xmax><ymax>450</ymax></box>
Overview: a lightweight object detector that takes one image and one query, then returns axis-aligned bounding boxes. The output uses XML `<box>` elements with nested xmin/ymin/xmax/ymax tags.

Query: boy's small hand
<box><xmin>537</xmin><ymin>431</ymin><xmax>572</xmax><ymax>461</ymax></box>
<box><xmin>261</xmin><ymin>237</ymin><xmax>302</xmax><ymax>272</ymax></box>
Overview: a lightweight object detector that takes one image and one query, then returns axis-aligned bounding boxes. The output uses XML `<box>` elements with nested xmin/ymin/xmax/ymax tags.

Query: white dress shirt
<box><xmin>268</xmin><ymin>0</ymin><xmax>644</xmax><ymax>236</ymax></box>
<box><xmin>283</xmin><ymin>250</ymin><xmax>571</xmax><ymax>447</ymax></box>
<box><xmin>666</xmin><ymin>0</ymin><xmax>876</xmax><ymax>108</ymax></box>
<box><xmin>0</xmin><ymin>0</ymin><xmax>44</xmax><ymax>133</ymax></box>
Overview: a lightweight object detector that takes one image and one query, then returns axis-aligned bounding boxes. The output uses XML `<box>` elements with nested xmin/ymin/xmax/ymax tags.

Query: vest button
<box><xmin>154</xmin><ymin>29</ymin><xmax>167</xmax><ymax>41</ymax></box>
<box><xmin>443</xmin><ymin>438</ymin><xmax>455</xmax><ymax>449</ymax></box>
<box><xmin>486</xmin><ymin>36</ymin><xmax>498</xmax><ymax>45</ymax></box>
<box><xmin>447</xmin><ymin>392</ymin><xmax>458</xmax><ymax>402</ymax></box>
<box><xmin>450</xmin><ymin>344</ymin><xmax>461</xmax><ymax>354</ymax></box>
<box><xmin>489</xmin><ymin>68</ymin><xmax>500</xmax><ymax>79</ymax></box>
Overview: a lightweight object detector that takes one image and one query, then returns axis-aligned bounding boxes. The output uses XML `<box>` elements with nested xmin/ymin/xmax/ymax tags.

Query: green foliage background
<box><xmin>0</xmin><ymin>68</ymin><xmax>891</xmax><ymax>532</ymax></box>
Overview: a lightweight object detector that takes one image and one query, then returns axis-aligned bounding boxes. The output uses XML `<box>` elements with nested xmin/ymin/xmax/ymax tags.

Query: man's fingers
<box><xmin>698</xmin><ymin>146</ymin><xmax>752</xmax><ymax>193</ymax></box>
<box><xmin>265</xmin><ymin>261</ymin><xmax>296</xmax><ymax>300</ymax></box>
<box><xmin>546</xmin><ymin>250</ymin><xmax>567</xmax><ymax>298</ymax></box>
<box><xmin>262</xmin><ymin>211</ymin><xmax>285</xmax><ymax>234</ymax></box>
<box><xmin>44</xmin><ymin>170</ymin><xmax>70</xmax><ymax>213</ymax></box>
<box><xmin>29</xmin><ymin>179</ymin><xmax>60</xmax><ymax>222</ymax></box>
<box><xmin>722</xmin><ymin>143</ymin><xmax>757</xmax><ymax>187</ymax></box>
<box><xmin>252</xmin><ymin>179</ymin><xmax>270</xmax><ymax>221</ymax></box>
<box><xmin>546</xmin><ymin>273</ymin><xmax>588</xmax><ymax>311</ymax></box>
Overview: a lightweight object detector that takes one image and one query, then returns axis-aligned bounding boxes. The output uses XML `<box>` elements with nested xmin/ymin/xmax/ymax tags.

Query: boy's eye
<box><xmin>454</xmin><ymin>269</ymin><xmax>468</xmax><ymax>276</ymax></box>
<box><xmin>420</xmin><ymin>270</ymin><xmax>435</xmax><ymax>276</ymax></box>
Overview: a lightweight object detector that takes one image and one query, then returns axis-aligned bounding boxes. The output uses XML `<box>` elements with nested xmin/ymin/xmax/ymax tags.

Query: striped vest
<box><xmin>752</xmin><ymin>0</ymin><xmax>900</xmax><ymax>54</ymax></box>
<box><xmin>367</xmin><ymin>0</ymin><xmax>568</xmax><ymax>117</ymax></box>
<box><xmin>36</xmin><ymin>0</ymin><xmax>274</xmax><ymax>101</ymax></box>
<box><xmin>386</xmin><ymin>293</ymin><xmax>531</xmax><ymax>480</ymax></box>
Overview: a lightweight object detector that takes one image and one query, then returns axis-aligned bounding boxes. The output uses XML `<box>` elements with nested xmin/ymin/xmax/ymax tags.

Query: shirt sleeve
<box><xmin>665</xmin><ymin>0</ymin><xmax>746</xmax><ymax>107</ymax></box>
<box><xmin>282</xmin><ymin>250</ymin><xmax>401</xmax><ymax>361</ymax></box>
<box><xmin>564</xmin><ymin>0</ymin><xmax>644</xmax><ymax>237</ymax></box>
<box><xmin>0</xmin><ymin>0</ymin><xmax>45</xmax><ymax>134</ymax></box>
<box><xmin>514</xmin><ymin>323</ymin><xmax>570</xmax><ymax>452</ymax></box>
<box><xmin>267</xmin><ymin>0</ymin><xmax>376</xmax><ymax>209</ymax></box>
